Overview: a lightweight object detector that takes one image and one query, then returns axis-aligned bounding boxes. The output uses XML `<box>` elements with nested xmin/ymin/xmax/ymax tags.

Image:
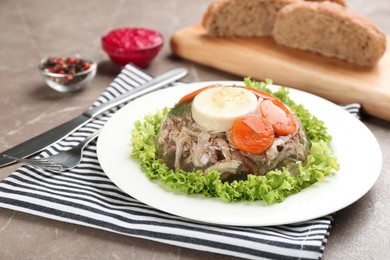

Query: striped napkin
<box><xmin>0</xmin><ymin>64</ymin><xmax>361</xmax><ymax>260</ymax></box>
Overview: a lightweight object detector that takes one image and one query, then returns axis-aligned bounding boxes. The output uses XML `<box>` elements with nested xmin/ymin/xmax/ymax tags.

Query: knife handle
<box><xmin>83</xmin><ymin>68</ymin><xmax>188</xmax><ymax>119</ymax></box>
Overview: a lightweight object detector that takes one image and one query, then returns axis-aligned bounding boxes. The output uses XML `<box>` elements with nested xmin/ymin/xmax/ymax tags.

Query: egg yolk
<box><xmin>213</xmin><ymin>87</ymin><xmax>252</xmax><ymax>109</ymax></box>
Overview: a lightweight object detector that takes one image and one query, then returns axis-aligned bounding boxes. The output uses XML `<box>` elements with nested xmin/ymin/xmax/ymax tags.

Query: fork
<box><xmin>3</xmin><ymin>131</ymin><xmax>100</xmax><ymax>172</ymax></box>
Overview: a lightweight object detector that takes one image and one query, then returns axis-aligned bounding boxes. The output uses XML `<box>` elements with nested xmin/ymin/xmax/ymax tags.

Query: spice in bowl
<box><xmin>101</xmin><ymin>27</ymin><xmax>164</xmax><ymax>68</ymax></box>
<box><xmin>39</xmin><ymin>56</ymin><xmax>97</xmax><ymax>93</ymax></box>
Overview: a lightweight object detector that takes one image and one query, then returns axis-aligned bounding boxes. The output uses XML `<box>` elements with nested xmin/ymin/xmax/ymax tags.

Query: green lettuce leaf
<box><xmin>131</xmin><ymin>79</ymin><xmax>339</xmax><ymax>204</ymax></box>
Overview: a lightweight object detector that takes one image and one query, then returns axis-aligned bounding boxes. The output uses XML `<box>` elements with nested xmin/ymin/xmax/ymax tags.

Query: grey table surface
<box><xmin>0</xmin><ymin>0</ymin><xmax>389</xmax><ymax>259</ymax></box>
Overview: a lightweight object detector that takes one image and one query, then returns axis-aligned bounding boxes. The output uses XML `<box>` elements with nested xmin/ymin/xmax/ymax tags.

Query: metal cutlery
<box><xmin>4</xmin><ymin>131</ymin><xmax>100</xmax><ymax>172</ymax></box>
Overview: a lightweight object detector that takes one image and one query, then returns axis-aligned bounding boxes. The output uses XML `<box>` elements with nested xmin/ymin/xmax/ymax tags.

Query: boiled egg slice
<box><xmin>191</xmin><ymin>86</ymin><xmax>258</xmax><ymax>132</ymax></box>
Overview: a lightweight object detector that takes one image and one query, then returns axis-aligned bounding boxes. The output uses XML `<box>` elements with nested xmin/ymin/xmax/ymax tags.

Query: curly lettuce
<box><xmin>131</xmin><ymin>79</ymin><xmax>339</xmax><ymax>204</ymax></box>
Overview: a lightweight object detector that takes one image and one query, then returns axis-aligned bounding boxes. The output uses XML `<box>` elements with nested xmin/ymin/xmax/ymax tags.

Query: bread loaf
<box><xmin>273</xmin><ymin>1</ymin><xmax>386</xmax><ymax>66</ymax></box>
<box><xmin>202</xmin><ymin>0</ymin><xmax>346</xmax><ymax>38</ymax></box>
<box><xmin>202</xmin><ymin>0</ymin><xmax>297</xmax><ymax>37</ymax></box>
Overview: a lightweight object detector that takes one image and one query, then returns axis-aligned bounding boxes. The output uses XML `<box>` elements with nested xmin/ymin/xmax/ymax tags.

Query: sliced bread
<box><xmin>202</xmin><ymin>0</ymin><xmax>297</xmax><ymax>37</ymax></box>
<box><xmin>273</xmin><ymin>1</ymin><xmax>386</xmax><ymax>66</ymax></box>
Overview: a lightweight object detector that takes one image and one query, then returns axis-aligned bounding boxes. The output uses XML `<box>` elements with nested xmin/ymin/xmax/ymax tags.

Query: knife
<box><xmin>0</xmin><ymin>68</ymin><xmax>188</xmax><ymax>168</ymax></box>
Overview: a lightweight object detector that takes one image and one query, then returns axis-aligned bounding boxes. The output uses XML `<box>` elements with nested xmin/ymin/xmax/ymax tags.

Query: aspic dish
<box><xmin>157</xmin><ymin>84</ymin><xmax>308</xmax><ymax>179</ymax></box>
<box><xmin>132</xmin><ymin>79</ymin><xmax>338</xmax><ymax>204</ymax></box>
<box><xmin>97</xmin><ymin>81</ymin><xmax>382</xmax><ymax>226</ymax></box>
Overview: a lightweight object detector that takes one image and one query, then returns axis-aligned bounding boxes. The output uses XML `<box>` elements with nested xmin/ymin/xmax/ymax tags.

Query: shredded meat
<box><xmin>157</xmin><ymin>103</ymin><xmax>308</xmax><ymax>181</ymax></box>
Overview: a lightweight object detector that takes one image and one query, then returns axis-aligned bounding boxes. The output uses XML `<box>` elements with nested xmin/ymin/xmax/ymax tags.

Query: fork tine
<box><xmin>29</xmin><ymin>160</ymin><xmax>64</xmax><ymax>171</ymax></box>
<box><xmin>3</xmin><ymin>155</ymin><xmax>64</xmax><ymax>172</ymax></box>
<box><xmin>40</xmin><ymin>164</ymin><xmax>64</xmax><ymax>172</ymax></box>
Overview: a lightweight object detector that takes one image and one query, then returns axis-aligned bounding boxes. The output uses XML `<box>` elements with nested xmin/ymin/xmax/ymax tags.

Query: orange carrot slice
<box><xmin>231</xmin><ymin>115</ymin><xmax>275</xmax><ymax>154</ymax></box>
<box><xmin>178</xmin><ymin>85</ymin><xmax>214</xmax><ymax>103</ymax></box>
<box><xmin>260</xmin><ymin>99</ymin><xmax>297</xmax><ymax>136</ymax></box>
<box><xmin>242</xmin><ymin>87</ymin><xmax>278</xmax><ymax>101</ymax></box>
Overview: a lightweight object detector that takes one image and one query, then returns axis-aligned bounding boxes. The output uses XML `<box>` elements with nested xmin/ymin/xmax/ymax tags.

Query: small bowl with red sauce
<box><xmin>101</xmin><ymin>27</ymin><xmax>164</xmax><ymax>68</ymax></box>
<box><xmin>39</xmin><ymin>56</ymin><xmax>97</xmax><ymax>93</ymax></box>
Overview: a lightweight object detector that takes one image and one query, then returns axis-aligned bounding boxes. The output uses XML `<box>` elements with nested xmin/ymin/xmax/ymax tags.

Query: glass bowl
<box><xmin>101</xmin><ymin>27</ymin><xmax>164</xmax><ymax>68</ymax></box>
<box><xmin>39</xmin><ymin>57</ymin><xmax>97</xmax><ymax>93</ymax></box>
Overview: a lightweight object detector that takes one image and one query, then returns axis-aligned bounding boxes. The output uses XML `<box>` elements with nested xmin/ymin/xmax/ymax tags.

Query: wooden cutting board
<box><xmin>170</xmin><ymin>24</ymin><xmax>390</xmax><ymax>121</ymax></box>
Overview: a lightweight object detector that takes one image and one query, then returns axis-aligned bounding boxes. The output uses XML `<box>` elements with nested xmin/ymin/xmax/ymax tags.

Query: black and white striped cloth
<box><xmin>0</xmin><ymin>64</ymin><xmax>361</xmax><ymax>260</ymax></box>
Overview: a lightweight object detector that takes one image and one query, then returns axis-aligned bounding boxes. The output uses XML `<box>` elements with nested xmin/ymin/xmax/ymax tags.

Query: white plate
<box><xmin>97</xmin><ymin>81</ymin><xmax>382</xmax><ymax>226</ymax></box>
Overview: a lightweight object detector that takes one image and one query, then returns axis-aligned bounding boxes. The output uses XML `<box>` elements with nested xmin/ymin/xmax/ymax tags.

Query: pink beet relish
<box><xmin>101</xmin><ymin>27</ymin><xmax>164</xmax><ymax>68</ymax></box>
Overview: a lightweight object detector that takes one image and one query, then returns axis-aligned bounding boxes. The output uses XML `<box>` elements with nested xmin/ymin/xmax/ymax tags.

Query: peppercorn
<box><xmin>42</xmin><ymin>56</ymin><xmax>94</xmax><ymax>85</ymax></box>
<box><xmin>43</xmin><ymin>56</ymin><xmax>93</xmax><ymax>75</ymax></box>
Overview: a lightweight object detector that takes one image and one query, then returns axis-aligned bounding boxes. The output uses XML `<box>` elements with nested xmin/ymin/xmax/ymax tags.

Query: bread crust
<box><xmin>306</xmin><ymin>0</ymin><xmax>347</xmax><ymax>7</ymax></box>
<box><xmin>273</xmin><ymin>1</ymin><xmax>386</xmax><ymax>66</ymax></box>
